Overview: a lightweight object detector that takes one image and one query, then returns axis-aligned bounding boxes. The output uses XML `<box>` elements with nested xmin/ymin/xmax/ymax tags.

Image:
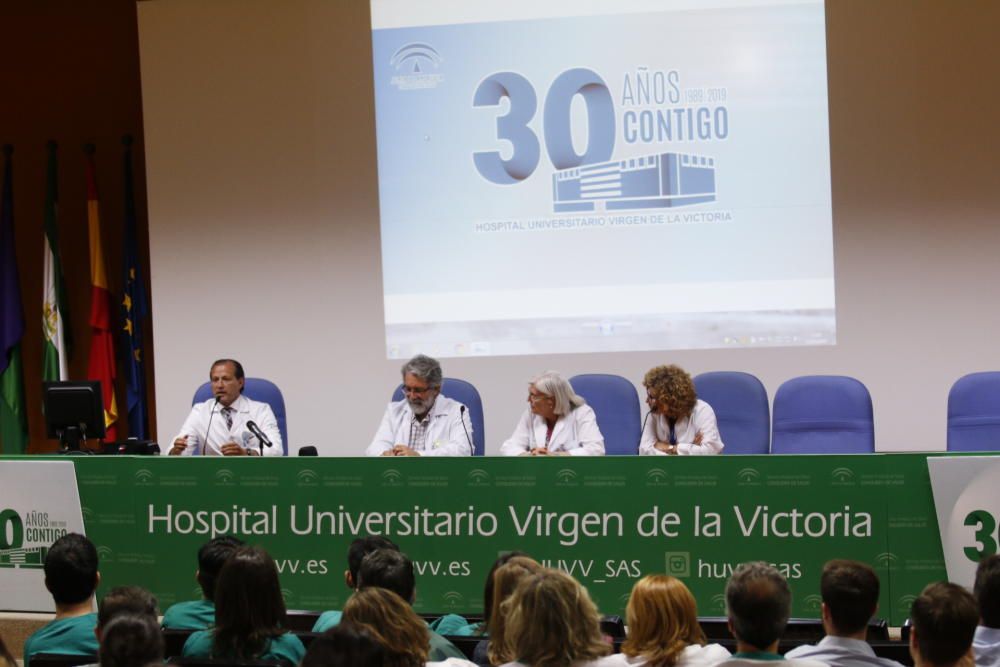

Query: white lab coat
<box><xmin>366</xmin><ymin>396</ymin><xmax>473</xmax><ymax>456</ymax></box>
<box><xmin>638</xmin><ymin>399</ymin><xmax>723</xmax><ymax>455</ymax></box>
<box><xmin>499</xmin><ymin>404</ymin><xmax>605</xmax><ymax>456</ymax></box>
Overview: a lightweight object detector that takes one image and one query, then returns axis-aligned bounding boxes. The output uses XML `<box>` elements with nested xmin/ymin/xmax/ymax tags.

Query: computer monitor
<box><xmin>42</xmin><ymin>381</ymin><xmax>106</xmax><ymax>452</ymax></box>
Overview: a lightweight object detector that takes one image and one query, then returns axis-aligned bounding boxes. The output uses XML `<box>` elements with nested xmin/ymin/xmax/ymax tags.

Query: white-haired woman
<box><xmin>499</xmin><ymin>372</ymin><xmax>605</xmax><ymax>456</ymax></box>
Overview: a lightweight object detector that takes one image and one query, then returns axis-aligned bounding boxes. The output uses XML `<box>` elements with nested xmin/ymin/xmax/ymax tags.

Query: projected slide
<box><xmin>370</xmin><ymin>0</ymin><xmax>835</xmax><ymax>358</ymax></box>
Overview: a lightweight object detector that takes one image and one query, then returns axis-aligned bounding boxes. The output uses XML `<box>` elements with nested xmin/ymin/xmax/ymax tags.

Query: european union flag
<box><xmin>121</xmin><ymin>136</ymin><xmax>148</xmax><ymax>439</ymax></box>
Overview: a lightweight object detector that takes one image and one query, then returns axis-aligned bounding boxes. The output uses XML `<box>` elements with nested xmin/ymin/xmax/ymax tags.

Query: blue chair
<box><xmin>947</xmin><ymin>372</ymin><xmax>1000</xmax><ymax>452</ymax></box>
<box><xmin>693</xmin><ymin>371</ymin><xmax>770</xmax><ymax>455</ymax></box>
<box><xmin>193</xmin><ymin>378</ymin><xmax>288</xmax><ymax>455</ymax></box>
<box><xmin>568</xmin><ymin>374</ymin><xmax>641</xmax><ymax>455</ymax></box>
<box><xmin>392</xmin><ymin>378</ymin><xmax>485</xmax><ymax>456</ymax></box>
<box><xmin>771</xmin><ymin>375</ymin><xmax>874</xmax><ymax>453</ymax></box>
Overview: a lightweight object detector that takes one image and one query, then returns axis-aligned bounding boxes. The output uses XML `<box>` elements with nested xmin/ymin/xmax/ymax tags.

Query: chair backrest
<box><xmin>193</xmin><ymin>378</ymin><xmax>288</xmax><ymax>455</ymax></box>
<box><xmin>771</xmin><ymin>375</ymin><xmax>874</xmax><ymax>453</ymax></box>
<box><xmin>693</xmin><ymin>371</ymin><xmax>770</xmax><ymax>455</ymax></box>
<box><xmin>391</xmin><ymin>377</ymin><xmax>485</xmax><ymax>455</ymax></box>
<box><xmin>947</xmin><ymin>372</ymin><xmax>1000</xmax><ymax>452</ymax></box>
<box><xmin>568</xmin><ymin>374</ymin><xmax>641</xmax><ymax>455</ymax></box>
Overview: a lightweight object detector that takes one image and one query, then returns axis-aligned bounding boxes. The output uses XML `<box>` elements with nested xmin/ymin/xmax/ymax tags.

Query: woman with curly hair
<box><xmin>608</xmin><ymin>575</ymin><xmax>730</xmax><ymax>667</ymax></box>
<box><xmin>342</xmin><ymin>586</ymin><xmax>476</xmax><ymax>667</ymax></box>
<box><xmin>499</xmin><ymin>568</ymin><xmax>616</xmax><ymax>667</ymax></box>
<box><xmin>182</xmin><ymin>545</ymin><xmax>305</xmax><ymax>664</ymax></box>
<box><xmin>639</xmin><ymin>365</ymin><xmax>723</xmax><ymax>455</ymax></box>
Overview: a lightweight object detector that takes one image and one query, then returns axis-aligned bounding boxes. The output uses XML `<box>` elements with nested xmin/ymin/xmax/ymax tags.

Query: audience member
<box><xmin>974</xmin><ymin>555</ymin><xmax>1000</xmax><ymax>667</ymax></box>
<box><xmin>302</xmin><ymin>623</ymin><xmax>388</xmax><ymax>667</ymax></box>
<box><xmin>718</xmin><ymin>562</ymin><xmax>823</xmax><ymax>667</ymax></box>
<box><xmin>909</xmin><ymin>582</ymin><xmax>978</xmax><ymax>667</ymax></box>
<box><xmin>97</xmin><ymin>585</ymin><xmax>158</xmax><ymax>638</ymax></box>
<box><xmin>498</xmin><ymin>567</ymin><xmax>615</xmax><ymax>667</ymax></box>
<box><xmin>162</xmin><ymin>535</ymin><xmax>244</xmax><ymax>630</ymax></box>
<box><xmin>786</xmin><ymin>560</ymin><xmax>903</xmax><ymax>667</ymax></box>
<box><xmin>181</xmin><ymin>545</ymin><xmax>305</xmax><ymax>663</ymax></box>
<box><xmin>98</xmin><ymin>613</ymin><xmax>163</xmax><ymax>667</ymax></box>
<box><xmin>611</xmin><ymin>574</ymin><xmax>730</xmax><ymax>667</ymax></box>
<box><xmin>482</xmin><ymin>556</ymin><xmax>544</xmax><ymax>666</ymax></box>
<box><xmin>22</xmin><ymin>533</ymin><xmax>101</xmax><ymax>667</ymax></box>
<box><xmin>313</xmin><ymin>535</ymin><xmax>400</xmax><ymax>632</ymax></box>
<box><xmin>342</xmin><ymin>587</ymin><xmax>476</xmax><ymax>667</ymax></box>
<box><xmin>355</xmin><ymin>548</ymin><xmax>467</xmax><ymax>660</ymax></box>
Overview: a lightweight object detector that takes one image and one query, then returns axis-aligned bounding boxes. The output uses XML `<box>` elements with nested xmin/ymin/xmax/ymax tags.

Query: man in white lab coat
<box><xmin>366</xmin><ymin>354</ymin><xmax>473</xmax><ymax>457</ymax></box>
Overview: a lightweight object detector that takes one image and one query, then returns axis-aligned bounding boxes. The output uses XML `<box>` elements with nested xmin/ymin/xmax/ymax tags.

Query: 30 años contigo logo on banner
<box><xmin>0</xmin><ymin>509</ymin><xmax>69</xmax><ymax>568</ymax></box>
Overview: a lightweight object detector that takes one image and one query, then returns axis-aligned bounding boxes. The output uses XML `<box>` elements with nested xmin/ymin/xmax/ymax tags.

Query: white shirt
<box><xmin>428</xmin><ymin>660</ymin><xmax>479</xmax><ymax>667</ymax></box>
<box><xmin>173</xmin><ymin>395</ymin><xmax>283</xmax><ymax>456</ymax></box>
<box><xmin>974</xmin><ymin>625</ymin><xmax>1000</xmax><ymax>667</ymax></box>
<box><xmin>499</xmin><ymin>404</ymin><xmax>605</xmax><ymax>456</ymax></box>
<box><xmin>366</xmin><ymin>396</ymin><xmax>473</xmax><ymax>456</ymax></box>
<box><xmin>639</xmin><ymin>399</ymin><xmax>723</xmax><ymax>455</ymax></box>
<box><xmin>604</xmin><ymin>643</ymin><xmax>732</xmax><ymax>667</ymax></box>
<box><xmin>786</xmin><ymin>636</ymin><xmax>904</xmax><ymax>667</ymax></box>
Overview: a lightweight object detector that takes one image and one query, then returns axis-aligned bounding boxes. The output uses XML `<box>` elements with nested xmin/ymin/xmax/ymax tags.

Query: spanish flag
<box><xmin>85</xmin><ymin>145</ymin><xmax>117</xmax><ymax>441</ymax></box>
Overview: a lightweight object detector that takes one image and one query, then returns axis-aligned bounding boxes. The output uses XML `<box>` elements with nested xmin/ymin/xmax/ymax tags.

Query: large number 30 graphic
<box><xmin>473</xmin><ymin>68</ymin><xmax>615</xmax><ymax>185</ymax></box>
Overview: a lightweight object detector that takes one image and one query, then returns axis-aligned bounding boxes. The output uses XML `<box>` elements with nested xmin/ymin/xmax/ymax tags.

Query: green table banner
<box><xmin>1</xmin><ymin>454</ymin><xmax>957</xmax><ymax>623</ymax></box>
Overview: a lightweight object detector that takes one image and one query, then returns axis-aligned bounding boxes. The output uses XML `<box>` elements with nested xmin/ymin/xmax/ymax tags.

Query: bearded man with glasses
<box><xmin>366</xmin><ymin>354</ymin><xmax>474</xmax><ymax>457</ymax></box>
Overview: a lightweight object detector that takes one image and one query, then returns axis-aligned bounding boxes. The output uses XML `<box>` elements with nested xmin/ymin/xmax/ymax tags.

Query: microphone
<box><xmin>199</xmin><ymin>397</ymin><xmax>220</xmax><ymax>456</ymax></box>
<box><xmin>459</xmin><ymin>405</ymin><xmax>474</xmax><ymax>455</ymax></box>
<box><xmin>246</xmin><ymin>420</ymin><xmax>273</xmax><ymax>448</ymax></box>
<box><xmin>639</xmin><ymin>410</ymin><xmax>651</xmax><ymax>454</ymax></box>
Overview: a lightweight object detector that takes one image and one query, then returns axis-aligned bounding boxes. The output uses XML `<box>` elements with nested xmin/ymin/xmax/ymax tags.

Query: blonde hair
<box><xmin>622</xmin><ymin>575</ymin><xmax>706</xmax><ymax>667</ymax></box>
<box><xmin>502</xmin><ymin>568</ymin><xmax>611</xmax><ymax>667</ymax></box>
<box><xmin>486</xmin><ymin>556</ymin><xmax>544</xmax><ymax>666</ymax></box>
<box><xmin>341</xmin><ymin>587</ymin><xmax>428</xmax><ymax>667</ymax></box>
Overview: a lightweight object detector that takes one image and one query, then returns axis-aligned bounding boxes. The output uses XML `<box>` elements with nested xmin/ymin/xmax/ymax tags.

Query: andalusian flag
<box><xmin>121</xmin><ymin>136</ymin><xmax>148</xmax><ymax>439</ymax></box>
<box><xmin>42</xmin><ymin>141</ymin><xmax>70</xmax><ymax>382</ymax></box>
<box><xmin>0</xmin><ymin>145</ymin><xmax>29</xmax><ymax>454</ymax></box>
<box><xmin>85</xmin><ymin>145</ymin><xmax>118</xmax><ymax>441</ymax></box>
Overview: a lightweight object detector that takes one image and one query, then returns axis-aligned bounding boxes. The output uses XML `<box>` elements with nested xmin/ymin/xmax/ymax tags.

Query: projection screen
<box><xmin>371</xmin><ymin>0</ymin><xmax>834</xmax><ymax>359</ymax></box>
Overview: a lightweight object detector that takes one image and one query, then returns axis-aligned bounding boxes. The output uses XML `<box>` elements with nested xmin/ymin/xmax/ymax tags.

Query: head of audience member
<box><xmin>400</xmin><ymin>354</ymin><xmax>442</xmax><ymax>417</ymax></box>
<box><xmin>212</xmin><ymin>545</ymin><xmax>288</xmax><ymax>659</ymax></box>
<box><xmin>528</xmin><ymin>371</ymin><xmax>586</xmax><ymax>423</ymax></box>
<box><xmin>644</xmin><ymin>364</ymin><xmax>698</xmax><ymax>420</ymax></box>
<box><xmin>725</xmin><ymin>561</ymin><xmax>791</xmax><ymax>653</ymax></box>
<box><xmin>819</xmin><ymin>559</ymin><xmax>880</xmax><ymax>638</ymax></box>
<box><xmin>98</xmin><ymin>613</ymin><xmax>163</xmax><ymax>667</ymax></box>
<box><xmin>210</xmin><ymin>359</ymin><xmax>245</xmax><ymax>406</ymax></box>
<box><xmin>96</xmin><ymin>586</ymin><xmax>158</xmax><ymax>640</ymax></box>
<box><xmin>909</xmin><ymin>582</ymin><xmax>979</xmax><ymax>667</ymax></box>
<box><xmin>301</xmin><ymin>623</ymin><xmax>387</xmax><ymax>667</ymax></box>
<box><xmin>486</xmin><ymin>556</ymin><xmax>544</xmax><ymax>666</ymax></box>
<box><xmin>975</xmin><ymin>554</ymin><xmax>1000</xmax><ymax>629</ymax></box>
<box><xmin>341</xmin><ymin>587</ymin><xmax>429</xmax><ymax>667</ymax></box>
<box><xmin>0</xmin><ymin>633</ymin><xmax>16</xmax><ymax>667</ymax></box>
<box><xmin>482</xmin><ymin>551</ymin><xmax>531</xmax><ymax>629</ymax></box>
<box><xmin>357</xmin><ymin>548</ymin><xmax>416</xmax><ymax>604</ymax></box>
<box><xmin>501</xmin><ymin>568</ymin><xmax>611</xmax><ymax>666</ymax></box>
<box><xmin>622</xmin><ymin>575</ymin><xmax>707</xmax><ymax>667</ymax></box>
<box><xmin>196</xmin><ymin>535</ymin><xmax>245</xmax><ymax>602</ymax></box>
<box><xmin>44</xmin><ymin>533</ymin><xmax>100</xmax><ymax>612</ymax></box>
<box><xmin>346</xmin><ymin>535</ymin><xmax>399</xmax><ymax>590</ymax></box>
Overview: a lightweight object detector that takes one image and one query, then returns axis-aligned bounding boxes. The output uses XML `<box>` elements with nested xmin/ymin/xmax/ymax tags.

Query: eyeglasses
<box><xmin>528</xmin><ymin>392</ymin><xmax>551</xmax><ymax>402</ymax></box>
<box><xmin>403</xmin><ymin>385</ymin><xmax>433</xmax><ymax>396</ymax></box>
